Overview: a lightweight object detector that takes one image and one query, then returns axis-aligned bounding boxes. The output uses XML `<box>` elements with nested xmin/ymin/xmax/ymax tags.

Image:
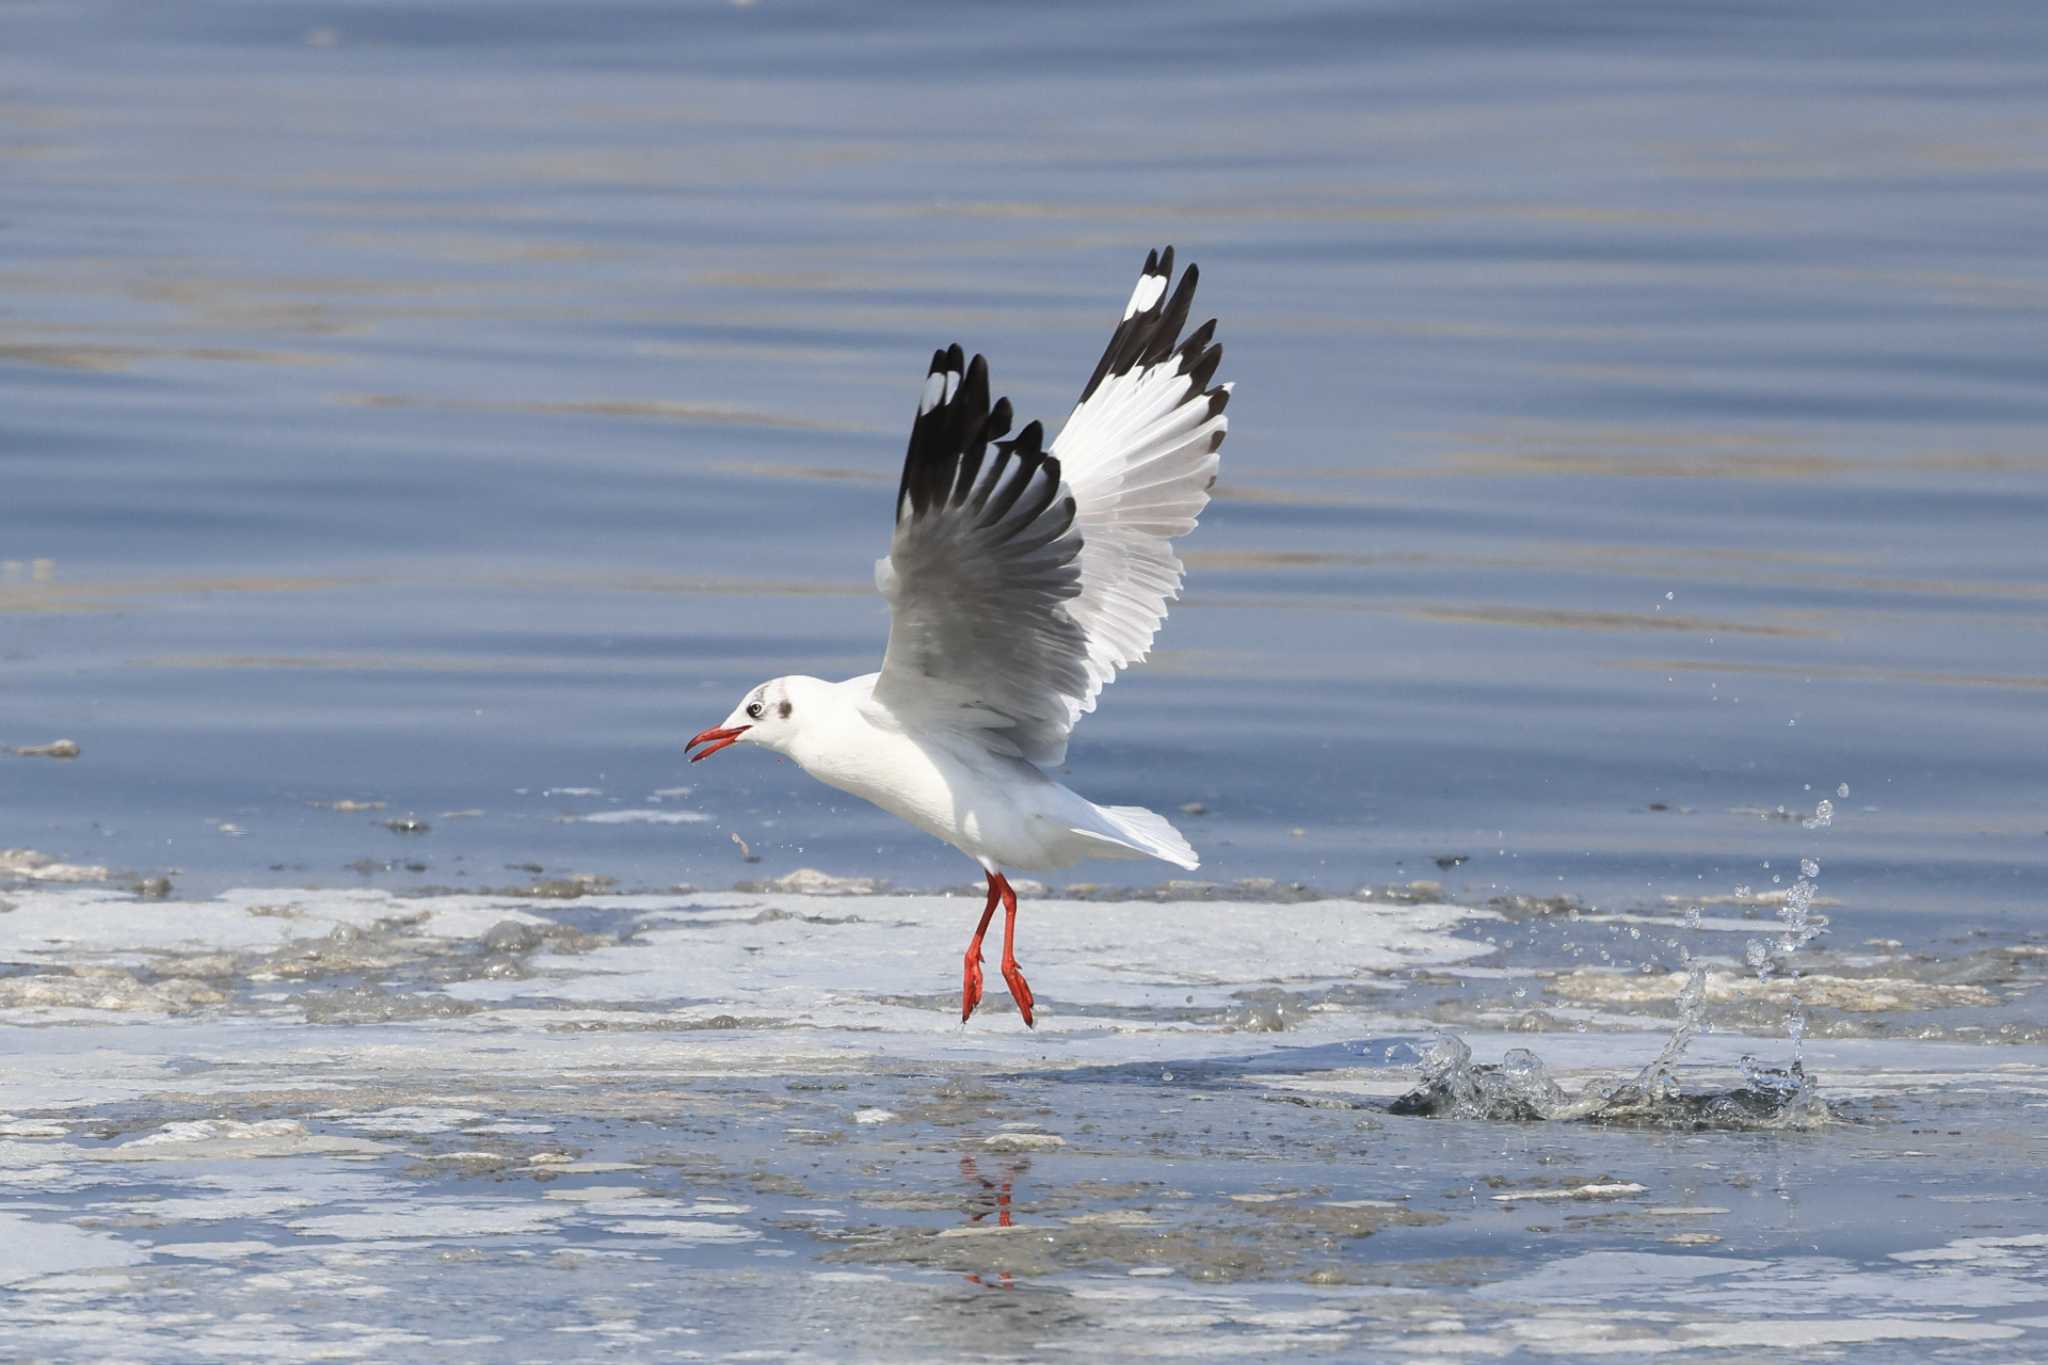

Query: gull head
<box><xmin>687</xmin><ymin>676</ymin><xmax>820</xmax><ymax>762</ymax></box>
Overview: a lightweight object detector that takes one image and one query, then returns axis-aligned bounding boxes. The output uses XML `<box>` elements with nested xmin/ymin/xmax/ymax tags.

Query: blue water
<box><xmin>5</xmin><ymin>0</ymin><xmax>2046</xmax><ymax>913</ymax></box>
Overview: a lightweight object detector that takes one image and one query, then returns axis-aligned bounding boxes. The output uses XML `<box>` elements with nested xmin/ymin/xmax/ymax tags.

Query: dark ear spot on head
<box><xmin>778</xmin><ymin>700</ymin><xmax>793</xmax><ymax>719</ymax></box>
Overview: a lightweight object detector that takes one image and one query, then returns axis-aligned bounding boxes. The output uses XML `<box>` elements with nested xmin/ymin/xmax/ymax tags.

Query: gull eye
<box><xmin>745</xmin><ymin>702</ymin><xmax>764</xmax><ymax>720</ymax></box>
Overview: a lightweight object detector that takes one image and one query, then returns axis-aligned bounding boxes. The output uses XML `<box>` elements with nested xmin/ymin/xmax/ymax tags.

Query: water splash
<box><xmin>1626</xmin><ymin>965</ymin><xmax>1709</xmax><ymax>1101</ymax></box>
<box><xmin>1390</xmin><ymin>1006</ymin><xmax>1827</xmax><ymax>1130</ymax></box>
<box><xmin>1740</xmin><ymin>1052</ymin><xmax>1807</xmax><ymax>1100</ymax></box>
<box><xmin>1738</xmin><ymin>798</ymin><xmax>1834</xmax><ymax>1069</ymax></box>
<box><xmin>1395</xmin><ymin>1034</ymin><xmax>1570</xmax><ymax>1122</ymax></box>
<box><xmin>1389</xmin><ymin>787</ymin><xmax>1846</xmax><ymax>1129</ymax></box>
<box><xmin>1394</xmin><ymin>972</ymin><xmax>1693</xmax><ymax>1125</ymax></box>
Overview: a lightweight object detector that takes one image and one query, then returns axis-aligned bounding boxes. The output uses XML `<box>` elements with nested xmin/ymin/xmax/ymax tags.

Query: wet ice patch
<box><xmin>0</xmin><ymin>970</ymin><xmax>226</xmax><ymax>1016</ymax></box>
<box><xmin>604</xmin><ymin>1220</ymin><xmax>759</xmax><ymax>1242</ymax></box>
<box><xmin>0</xmin><ymin>887</ymin><xmax>553</xmax><ymax>965</ymax></box>
<box><xmin>114</xmin><ymin>1120</ymin><xmax>397</xmax><ymax>1162</ymax></box>
<box><xmin>566</xmin><ymin>809</ymin><xmax>711</xmax><ymax>824</ymax></box>
<box><xmin>1480</xmin><ymin>1249</ymin><xmax>1771</xmax><ymax>1302</ymax></box>
<box><xmin>329</xmin><ymin>1107</ymin><xmax>490</xmax><ymax>1135</ymax></box>
<box><xmin>982</xmin><ymin>1132</ymin><xmax>1064</xmax><ymax>1152</ymax></box>
<box><xmin>0</xmin><ymin>887</ymin><xmax>591</xmax><ymax>1024</ymax></box>
<box><xmin>0</xmin><ymin>1213</ymin><xmax>149</xmax><ymax>1285</ymax></box>
<box><xmin>152</xmin><ymin>1241</ymin><xmax>278</xmax><ymax>1262</ymax></box>
<box><xmin>1890</xmin><ymin>1233</ymin><xmax>2048</xmax><ymax>1266</ymax></box>
<box><xmin>1678</xmin><ymin>1319</ymin><xmax>2023</xmax><ymax>1350</ymax></box>
<box><xmin>1490</xmin><ymin>1182</ymin><xmax>1646</xmax><ymax>1202</ymax></box>
<box><xmin>1553</xmin><ymin>966</ymin><xmax>1997</xmax><ymax>1012</ymax></box>
<box><xmin>736</xmin><ymin>868</ymin><xmax>885</xmax><ymax>895</ymax></box>
<box><xmin>291</xmin><ymin>1203</ymin><xmax>568</xmax><ymax>1241</ymax></box>
<box><xmin>440</xmin><ymin>891</ymin><xmax>1497</xmax><ymax>1026</ymax></box>
<box><xmin>0</xmin><ymin>849</ymin><xmax>110</xmax><ymax>883</ymax></box>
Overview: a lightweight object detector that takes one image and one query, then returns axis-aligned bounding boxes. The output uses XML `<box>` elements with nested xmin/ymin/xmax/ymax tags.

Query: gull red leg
<box><xmin>961</xmin><ymin>871</ymin><xmax>1001</xmax><ymax>1023</ymax></box>
<box><xmin>997</xmin><ymin>872</ymin><xmax>1036</xmax><ymax>1028</ymax></box>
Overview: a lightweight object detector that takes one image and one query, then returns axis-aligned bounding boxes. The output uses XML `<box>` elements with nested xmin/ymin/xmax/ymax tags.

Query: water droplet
<box><xmin>1837</xmin><ymin>782</ymin><xmax>1850</xmax><ymax>798</ymax></box>
<box><xmin>1800</xmin><ymin>858</ymin><xmax>1820</xmax><ymax>878</ymax></box>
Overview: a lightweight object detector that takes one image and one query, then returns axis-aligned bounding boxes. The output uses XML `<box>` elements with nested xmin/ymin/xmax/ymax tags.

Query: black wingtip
<box><xmin>899</xmin><ymin>343</ymin><xmax>993</xmax><ymax>522</ymax></box>
<box><xmin>1141</xmin><ymin>266</ymin><xmax>1199</xmax><ymax>369</ymax></box>
<box><xmin>1079</xmin><ymin>249</ymin><xmax>1211</xmax><ymax>403</ymax></box>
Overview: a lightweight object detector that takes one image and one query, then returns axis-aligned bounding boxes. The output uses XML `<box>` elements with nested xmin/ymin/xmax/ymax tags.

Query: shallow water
<box><xmin>5</xmin><ymin>0</ymin><xmax>2048</xmax><ymax>1359</ymax></box>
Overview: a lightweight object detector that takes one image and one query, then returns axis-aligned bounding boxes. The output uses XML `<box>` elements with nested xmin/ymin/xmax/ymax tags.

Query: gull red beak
<box><xmin>686</xmin><ymin>724</ymin><xmax>749</xmax><ymax>762</ymax></box>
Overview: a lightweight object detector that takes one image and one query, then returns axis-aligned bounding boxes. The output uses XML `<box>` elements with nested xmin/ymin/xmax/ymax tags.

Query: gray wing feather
<box><xmin>870</xmin><ymin>249</ymin><xmax>1229</xmax><ymax>765</ymax></box>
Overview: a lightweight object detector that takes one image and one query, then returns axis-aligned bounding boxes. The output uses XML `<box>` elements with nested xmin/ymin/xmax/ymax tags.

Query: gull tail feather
<box><xmin>1069</xmin><ymin>803</ymin><xmax>1200</xmax><ymax>871</ymax></box>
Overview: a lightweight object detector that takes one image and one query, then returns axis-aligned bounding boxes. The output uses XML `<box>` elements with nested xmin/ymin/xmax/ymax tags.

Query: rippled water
<box><xmin>5</xmin><ymin>1</ymin><xmax>2047</xmax><ymax>1358</ymax></box>
<box><xmin>7</xmin><ymin>0</ymin><xmax>2046</xmax><ymax>909</ymax></box>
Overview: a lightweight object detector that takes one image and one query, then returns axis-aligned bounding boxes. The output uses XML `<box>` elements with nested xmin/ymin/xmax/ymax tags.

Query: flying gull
<box><xmin>689</xmin><ymin>247</ymin><xmax>1229</xmax><ymax>1027</ymax></box>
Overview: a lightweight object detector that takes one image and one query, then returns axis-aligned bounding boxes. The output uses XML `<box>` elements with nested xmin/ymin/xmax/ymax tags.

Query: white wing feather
<box><xmin>1050</xmin><ymin>248</ymin><xmax>1228</xmax><ymax>741</ymax></box>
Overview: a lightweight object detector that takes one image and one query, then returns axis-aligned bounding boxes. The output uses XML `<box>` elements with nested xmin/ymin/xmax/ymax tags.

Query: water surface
<box><xmin>7</xmin><ymin>0</ymin><xmax>2045</xmax><ymax>910</ymax></box>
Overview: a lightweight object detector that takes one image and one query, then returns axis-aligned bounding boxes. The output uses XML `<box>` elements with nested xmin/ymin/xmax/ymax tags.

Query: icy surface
<box><xmin>0</xmin><ymin>885</ymin><xmax>2043</xmax><ymax>1360</ymax></box>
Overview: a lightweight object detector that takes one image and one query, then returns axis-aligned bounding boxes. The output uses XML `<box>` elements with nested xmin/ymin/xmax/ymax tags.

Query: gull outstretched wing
<box><xmin>870</xmin><ymin>249</ymin><xmax>1228</xmax><ymax>765</ymax></box>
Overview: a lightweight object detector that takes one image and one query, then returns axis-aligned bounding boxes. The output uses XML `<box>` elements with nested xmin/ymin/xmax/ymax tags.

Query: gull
<box><xmin>688</xmin><ymin>247</ymin><xmax>1229</xmax><ymax>1027</ymax></box>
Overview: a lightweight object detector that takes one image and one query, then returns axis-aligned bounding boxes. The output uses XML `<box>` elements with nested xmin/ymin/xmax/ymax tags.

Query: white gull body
<box><xmin>744</xmin><ymin>673</ymin><xmax>1191</xmax><ymax>874</ymax></box>
<box><xmin>688</xmin><ymin>247</ymin><xmax>1230</xmax><ymax>1023</ymax></box>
